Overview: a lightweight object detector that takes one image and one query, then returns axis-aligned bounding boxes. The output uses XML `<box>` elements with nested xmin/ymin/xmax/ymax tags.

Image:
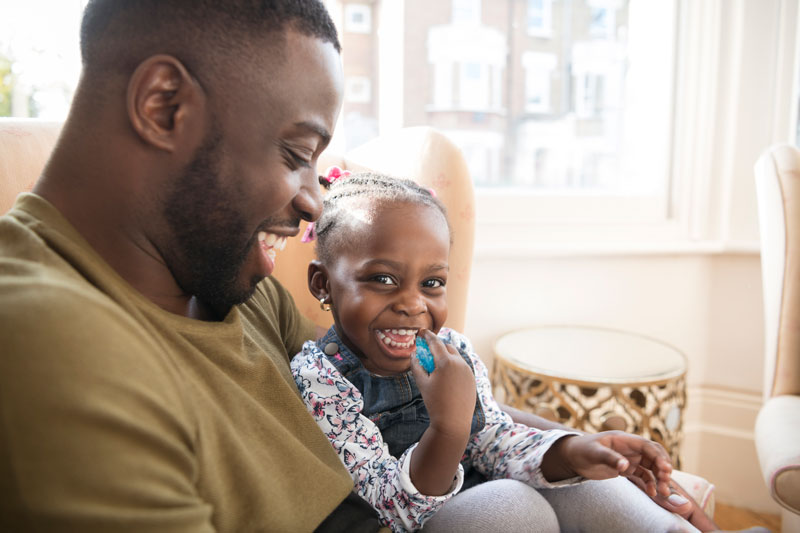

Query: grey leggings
<box><xmin>421</xmin><ymin>477</ymin><xmax>700</xmax><ymax>533</ymax></box>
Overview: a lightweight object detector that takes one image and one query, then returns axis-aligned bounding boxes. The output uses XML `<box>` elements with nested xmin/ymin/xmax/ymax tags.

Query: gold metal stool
<box><xmin>492</xmin><ymin>325</ymin><xmax>687</xmax><ymax>468</ymax></box>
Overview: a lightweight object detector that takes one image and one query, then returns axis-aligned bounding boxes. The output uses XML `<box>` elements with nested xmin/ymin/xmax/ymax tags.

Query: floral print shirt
<box><xmin>291</xmin><ymin>328</ymin><xmax>580</xmax><ymax>532</ymax></box>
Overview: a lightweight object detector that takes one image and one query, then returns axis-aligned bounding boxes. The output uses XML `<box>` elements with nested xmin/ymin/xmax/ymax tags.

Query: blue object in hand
<box><xmin>415</xmin><ymin>336</ymin><xmax>435</xmax><ymax>374</ymax></box>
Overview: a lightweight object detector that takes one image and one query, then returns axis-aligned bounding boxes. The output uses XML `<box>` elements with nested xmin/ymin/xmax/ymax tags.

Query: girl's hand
<box><xmin>407</xmin><ymin>329</ymin><xmax>477</xmax><ymax>496</ymax></box>
<box><xmin>542</xmin><ymin>431</ymin><xmax>673</xmax><ymax>499</ymax></box>
<box><xmin>410</xmin><ymin>329</ymin><xmax>476</xmax><ymax>438</ymax></box>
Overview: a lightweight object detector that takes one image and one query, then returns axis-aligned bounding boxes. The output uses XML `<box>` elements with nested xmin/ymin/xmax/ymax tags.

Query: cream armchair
<box><xmin>754</xmin><ymin>144</ymin><xmax>800</xmax><ymax>532</ymax></box>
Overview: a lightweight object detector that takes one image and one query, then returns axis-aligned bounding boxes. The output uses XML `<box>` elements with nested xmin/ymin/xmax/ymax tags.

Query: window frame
<box><xmin>472</xmin><ymin>0</ymin><xmax>800</xmax><ymax>252</ymax></box>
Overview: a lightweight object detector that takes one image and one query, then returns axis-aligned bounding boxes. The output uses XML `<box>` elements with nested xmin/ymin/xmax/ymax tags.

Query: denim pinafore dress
<box><xmin>317</xmin><ymin>327</ymin><xmax>488</xmax><ymax>489</ymax></box>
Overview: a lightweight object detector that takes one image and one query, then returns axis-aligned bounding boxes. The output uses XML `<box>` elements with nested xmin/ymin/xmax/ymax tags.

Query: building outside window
<box><xmin>344</xmin><ymin>3</ymin><xmax>372</xmax><ymax>34</ymax></box>
<box><xmin>345</xmin><ymin>76</ymin><xmax>372</xmax><ymax>103</ymax></box>
<box><xmin>452</xmin><ymin>0</ymin><xmax>481</xmax><ymax>26</ymax></box>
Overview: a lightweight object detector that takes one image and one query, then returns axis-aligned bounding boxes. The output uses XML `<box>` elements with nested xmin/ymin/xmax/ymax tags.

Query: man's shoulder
<box><xmin>0</xmin><ymin>249</ymin><xmax>169</xmax><ymax>379</ymax></box>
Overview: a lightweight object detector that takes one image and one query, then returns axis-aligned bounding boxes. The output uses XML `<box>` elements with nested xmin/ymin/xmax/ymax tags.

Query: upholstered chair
<box><xmin>754</xmin><ymin>144</ymin><xmax>800</xmax><ymax>532</ymax></box>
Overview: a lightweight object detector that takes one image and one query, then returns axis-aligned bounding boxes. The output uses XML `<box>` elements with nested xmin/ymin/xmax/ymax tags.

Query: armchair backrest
<box><xmin>0</xmin><ymin>120</ymin><xmax>474</xmax><ymax>332</ymax></box>
<box><xmin>754</xmin><ymin>144</ymin><xmax>800</xmax><ymax>398</ymax></box>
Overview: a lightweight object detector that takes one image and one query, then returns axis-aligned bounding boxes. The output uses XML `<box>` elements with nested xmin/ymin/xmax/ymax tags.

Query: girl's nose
<box><xmin>392</xmin><ymin>289</ymin><xmax>427</xmax><ymax>316</ymax></box>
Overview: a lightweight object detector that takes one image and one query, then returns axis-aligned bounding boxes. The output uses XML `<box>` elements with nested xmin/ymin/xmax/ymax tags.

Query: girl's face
<box><xmin>322</xmin><ymin>201</ymin><xmax>450</xmax><ymax>376</ymax></box>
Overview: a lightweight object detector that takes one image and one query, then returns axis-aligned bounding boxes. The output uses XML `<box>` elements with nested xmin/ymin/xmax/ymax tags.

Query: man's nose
<box><xmin>293</xmin><ymin>168</ymin><xmax>324</xmax><ymax>222</ymax></box>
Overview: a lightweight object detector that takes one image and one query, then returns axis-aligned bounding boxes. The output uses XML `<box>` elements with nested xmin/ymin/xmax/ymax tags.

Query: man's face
<box><xmin>163</xmin><ymin>30</ymin><xmax>343</xmax><ymax>316</ymax></box>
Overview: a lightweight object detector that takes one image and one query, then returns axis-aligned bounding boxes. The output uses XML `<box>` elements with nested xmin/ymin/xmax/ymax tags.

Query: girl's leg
<box><xmin>540</xmin><ymin>476</ymin><xmax>701</xmax><ymax>533</ymax></box>
<box><xmin>421</xmin><ymin>479</ymin><xmax>559</xmax><ymax>532</ymax></box>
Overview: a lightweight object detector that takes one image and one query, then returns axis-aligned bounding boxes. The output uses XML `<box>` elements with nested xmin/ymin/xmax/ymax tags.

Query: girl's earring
<box><xmin>319</xmin><ymin>297</ymin><xmax>332</xmax><ymax>312</ymax></box>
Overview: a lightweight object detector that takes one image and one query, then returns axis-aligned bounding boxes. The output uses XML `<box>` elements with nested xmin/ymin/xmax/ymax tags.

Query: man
<box><xmin>0</xmin><ymin>1</ymin><xmax>377</xmax><ymax>530</ymax></box>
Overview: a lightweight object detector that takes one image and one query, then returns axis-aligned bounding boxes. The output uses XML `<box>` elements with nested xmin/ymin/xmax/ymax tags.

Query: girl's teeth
<box><xmin>376</xmin><ymin>329</ymin><xmax>415</xmax><ymax>349</ymax></box>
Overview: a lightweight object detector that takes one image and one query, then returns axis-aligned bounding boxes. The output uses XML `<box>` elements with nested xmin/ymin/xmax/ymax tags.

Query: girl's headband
<box><xmin>300</xmin><ymin>166</ymin><xmax>351</xmax><ymax>243</ymax></box>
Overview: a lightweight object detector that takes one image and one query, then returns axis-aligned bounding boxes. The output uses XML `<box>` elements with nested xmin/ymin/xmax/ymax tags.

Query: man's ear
<box><xmin>126</xmin><ymin>54</ymin><xmax>205</xmax><ymax>152</ymax></box>
<box><xmin>308</xmin><ymin>260</ymin><xmax>330</xmax><ymax>302</ymax></box>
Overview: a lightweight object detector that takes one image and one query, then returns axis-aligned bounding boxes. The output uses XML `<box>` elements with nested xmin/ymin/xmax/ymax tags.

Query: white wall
<box><xmin>464</xmin><ymin>252</ymin><xmax>773</xmax><ymax>510</ymax></box>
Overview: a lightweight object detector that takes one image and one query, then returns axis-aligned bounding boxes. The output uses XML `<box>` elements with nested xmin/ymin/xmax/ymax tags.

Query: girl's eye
<box><xmin>372</xmin><ymin>274</ymin><xmax>395</xmax><ymax>285</ymax></box>
<box><xmin>422</xmin><ymin>278</ymin><xmax>445</xmax><ymax>288</ymax></box>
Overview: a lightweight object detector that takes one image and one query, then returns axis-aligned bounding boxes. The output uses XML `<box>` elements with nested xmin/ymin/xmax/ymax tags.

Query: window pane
<box><xmin>0</xmin><ymin>0</ymin><xmax>87</xmax><ymax>119</ymax></box>
<box><xmin>334</xmin><ymin>0</ymin><xmax>677</xmax><ymax>199</ymax></box>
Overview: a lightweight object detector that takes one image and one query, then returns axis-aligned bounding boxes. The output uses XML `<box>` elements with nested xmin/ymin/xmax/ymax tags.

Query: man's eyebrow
<box><xmin>295</xmin><ymin>121</ymin><xmax>331</xmax><ymax>144</ymax></box>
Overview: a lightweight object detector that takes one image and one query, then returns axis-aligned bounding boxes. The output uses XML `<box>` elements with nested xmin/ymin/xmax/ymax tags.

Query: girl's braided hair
<box><xmin>314</xmin><ymin>171</ymin><xmax>450</xmax><ymax>264</ymax></box>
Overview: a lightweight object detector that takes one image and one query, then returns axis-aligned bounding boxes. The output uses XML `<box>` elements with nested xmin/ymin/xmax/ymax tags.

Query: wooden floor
<box><xmin>714</xmin><ymin>502</ymin><xmax>781</xmax><ymax>532</ymax></box>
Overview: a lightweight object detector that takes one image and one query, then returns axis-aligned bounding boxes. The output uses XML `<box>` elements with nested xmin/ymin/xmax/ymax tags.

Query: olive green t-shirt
<box><xmin>0</xmin><ymin>194</ymin><xmax>352</xmax><ymax>531</ymax></box>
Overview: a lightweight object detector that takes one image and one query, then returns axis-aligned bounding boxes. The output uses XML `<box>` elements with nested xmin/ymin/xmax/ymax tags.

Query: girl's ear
<box><xmin>308</xmin><ymin>260</ymin><xmax>330</xmax><ymax>301</ymax></box>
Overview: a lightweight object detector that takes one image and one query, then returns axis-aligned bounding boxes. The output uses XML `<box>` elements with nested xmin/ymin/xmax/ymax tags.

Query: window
<box><xmin>527</xmin><ymin>0</ymin><xmax>553</xmax><ymax>37</ymax></box>
<box><xmin>522</xmin><ymin>52</ymin><xmax>557</xmax><ymax>113</ymax></box>
<box><xmin>459</xmin><ymin>62</ymin><xmax>488</xmax><ymax>109</ymax></box>
<box><xmin>344</xmin><ymin>4</ymin><xmax>372</xmax><ymax>34</ymax></box>
<box><xmin>589</xmin><ymin>7</ymin><xmax>615</xmax><ymax>38</ymax></box>
<box><xmin>9</xmin><ymin>1</ymin><xmax>795</xmax><ymax>248</ymax></box>
<box><xmin>452</xmin><ymin>0</ymin><xmax>480</xmax><ymax>26</ymax></box>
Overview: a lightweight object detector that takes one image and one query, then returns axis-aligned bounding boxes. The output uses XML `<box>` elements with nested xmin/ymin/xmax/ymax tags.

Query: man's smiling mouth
<box><xmin>257</xmin><ymin>231</ymin><xmax>288</xmax><ymax>262</ymax></box>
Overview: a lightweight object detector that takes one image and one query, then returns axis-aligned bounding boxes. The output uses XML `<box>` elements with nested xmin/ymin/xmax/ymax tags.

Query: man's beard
<box><xmin>162</xmin><ymin>129</ymin><xmax>259</xmax><ymax>318</ymax></box>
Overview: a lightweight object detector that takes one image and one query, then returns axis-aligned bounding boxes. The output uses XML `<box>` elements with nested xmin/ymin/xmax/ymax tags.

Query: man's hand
<box><xmin>630</xmin><ymin>476</ymin><xmax>719</xmax><ymax>531</ymax></box>
<box><xmin>542</xmin><ymin>431</ymin><xmax>673</xmax><ymax>499</ymax></box>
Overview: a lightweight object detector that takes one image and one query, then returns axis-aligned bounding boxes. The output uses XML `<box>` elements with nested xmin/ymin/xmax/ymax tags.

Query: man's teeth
<box><xmin>257</xmin><ymin>231</ymin><xmax>288</xmax><ymax>251</ymax></box>
<box><xmin>376</xmin><ymin>329</ymin><xmax>418</xmax><ymax>348</ymax></box>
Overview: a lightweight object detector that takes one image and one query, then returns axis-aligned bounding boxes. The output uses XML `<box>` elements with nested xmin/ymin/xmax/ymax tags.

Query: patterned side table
<box><xmin>492</xmin><ymin>325</ymin><xmax>687</xmax><ymax>468</ymax></box>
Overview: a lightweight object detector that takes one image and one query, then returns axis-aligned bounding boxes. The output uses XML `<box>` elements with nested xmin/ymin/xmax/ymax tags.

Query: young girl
<box><xmin>291</xmin><ymin>170</ymin><xmax>700</xmax><ymax>533</ymax></box>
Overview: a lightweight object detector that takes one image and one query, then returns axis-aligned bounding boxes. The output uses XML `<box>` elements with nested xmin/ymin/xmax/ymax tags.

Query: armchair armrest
<box><xmin>755</xmin><ymin>395</ymin><xmax>800</xmax><ymax>514</ymax></box>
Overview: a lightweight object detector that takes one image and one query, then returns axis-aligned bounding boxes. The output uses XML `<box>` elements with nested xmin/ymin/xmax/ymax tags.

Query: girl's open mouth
<box><xmin>376</xmin><ymin>328</ymin><xmax>419</xmax><ymax>356</ymax></box>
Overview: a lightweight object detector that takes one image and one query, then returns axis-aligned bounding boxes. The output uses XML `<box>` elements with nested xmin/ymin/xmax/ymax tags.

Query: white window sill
<box><xmin>424</xmin><ymin>105</ymin><xmax>507</xmax><ymax>115</ymax></box>
<box><xmin>472</xmin><ymin>238</ymin><xmax>760</xmax><ymax>259</ymax></box>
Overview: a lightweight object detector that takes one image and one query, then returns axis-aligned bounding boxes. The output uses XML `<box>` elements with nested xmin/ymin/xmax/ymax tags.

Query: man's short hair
<box><xmin>80</xmin><ymin>0</ymin><xmax>341</xmax><ymax>83</ymax></box>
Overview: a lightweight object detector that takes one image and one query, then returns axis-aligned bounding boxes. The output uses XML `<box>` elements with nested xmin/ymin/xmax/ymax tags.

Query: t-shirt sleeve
<box><xmin>0</xmin><ymin>283</ymin><xmax>215</xmax><ymax>532</ymax></box>
<box><xmin>256</xmin><ymin>277</ymin><xmax>316</xmax><ymax>356</ymax></box>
